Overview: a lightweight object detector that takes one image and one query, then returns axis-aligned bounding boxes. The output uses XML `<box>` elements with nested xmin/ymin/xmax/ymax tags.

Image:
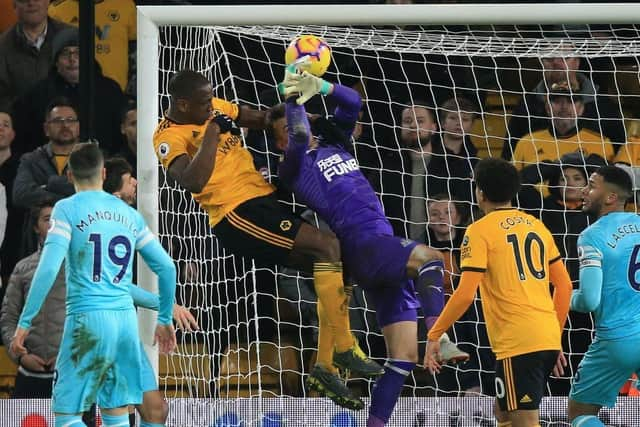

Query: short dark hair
<box><xmin>440</xmin><ymin>96</ymin><xmax>477</xmax><ymax>122</ymax></box>
<box><xmin>45</xmin><ymin>96</ymin><xmax>78</xmax><ymax>120</ymax></box>
<box><xmin>474</xmin><ymin>158</ymin><xmax>521</xmax><ymax>203</ymax></box>
<box><xmin>68</xmin><ymin>142</ymin><xmax>104</xmax><ymax>182</ymax></box>
<box><xmin>29</xmin><ymin>198</ymin><xmax>55</xmax><ymax>230</ymax></box>
<box><xmin>168</xmin><ymin>70</ymin><xmax>210</xmax><ymax>100</ymax></box>
<box><xmin>104</xmin><ymin>157</ymin><xmax>133</xmax><ymax>194</ymax></box>
<box><xmin>597</xmin><ymin>165</ymin><xmax>633</xmax><ymax>202</ymax></box>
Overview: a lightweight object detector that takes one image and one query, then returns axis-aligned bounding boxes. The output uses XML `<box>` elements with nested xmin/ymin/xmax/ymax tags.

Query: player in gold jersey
<box><xmin>425</xmin><ymin>158</ymin><xmax>573</xmax><ymax>427</ymax></box>
<box><xmin>152</xmin><ymin>70</ymin><xmax>382</xmax><ymax>410</ymax></box>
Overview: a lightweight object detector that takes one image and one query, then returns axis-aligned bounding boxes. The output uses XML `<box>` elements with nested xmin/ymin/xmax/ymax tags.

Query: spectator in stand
<box><xmin>512</xmin><ymin>81</ymin><xmax>615</xmax><ymax>172</ymax></box>
<box><xmin>374</xmin><ymin>100</ymin><xmax>437</xmax><ymax>239</ymax></box>
<box><xmin>118</xmin><ymin>99</ymin><xmax>137</xmax><ymax>174</ymax></box>
<box><xmin>13</xmin><ymin>97</ymin><xmax>77</xmax><ymax>217</ymax></box>
<box><xmin>427</xmin><ymin>97</ymin><xmax>479</xmax><ymax>205</ymax></box>
<box><xmin>11</xmin><ymin>27</ymin><xmax>126</xmax><ymax>157</ymax></box>
<box><xmin>0</xmin><ymin>0</ymin><xmax>71</xmax><ymax>111</ymax></box>
<box><xmin>419</xmin><ymin>193</ymin><xmax>494</xmax><ymax>396</ymax></box>
<box><xmin>48</xmin><ymin>0</ymin><xmax>137</xmax><ymax>93</ymax></box>
<box><xmin>103</xmin><ymin>157</ymin><xmax>137</xmax><ymax>206</ymax></box>
<box><xmin>0</xmin><ymin>200</ymin><xmax>63</xmax><ymax>398</ymax></box>
<box><xmin>0</xmin><ymin>111</ymin><xmax>25</xmax><ymax>294</ymax></box>
<box><xmin>422</xmin><ymin>194</ymin><xmax>467</xmax><ymax>282</ymax></box>
<box><xmin>0</xmin><ymin>182</ymin><xmax>6</xmax><ymax>252</ymax></box>
<box><xmin>519</xmin><ymin>152</ymin><xmax>605</xmax><ymax>280</ymax></box>
<box><xmin>504</xmin><ymin>51</ymin><xmax>625</xmax><ymax>159</ymax></box>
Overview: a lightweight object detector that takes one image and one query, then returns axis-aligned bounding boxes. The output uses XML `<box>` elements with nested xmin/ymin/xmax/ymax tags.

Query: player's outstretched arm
<box><xmin>137</xmin><ymin>239</ymin><xmax>176</xmax><ymax>326</ymax></box>
<box><xmin>425</xmin><ymin>270</ymin><xmax>482</xmax><ymax>373</ymax></box>
<box><xmin>127</xmin><ymin>284</ymin><xmax>198</xmax><ymax>331</ymax></box>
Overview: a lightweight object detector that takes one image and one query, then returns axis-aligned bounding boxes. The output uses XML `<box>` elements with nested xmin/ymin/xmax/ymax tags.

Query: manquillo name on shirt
<box><xmin>75</xmin><ymin>211</ymin><xmax>138</xmax><ymax>236</ymax></box>
<box><xmin>606</xmin><ymin>223</ymin><xmax>640</xmax><ymax>248</ymax></box>
<box><xmin>316</xmin><ymin>153</ymin><xmax>359</xmax><ymax>182</ymax></box>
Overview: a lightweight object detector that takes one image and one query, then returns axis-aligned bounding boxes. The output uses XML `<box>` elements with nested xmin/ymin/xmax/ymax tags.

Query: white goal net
<box><xmin>138</xmin><ymin>6</ymin><xmax>640</xmax><ymax>427</ymax></box>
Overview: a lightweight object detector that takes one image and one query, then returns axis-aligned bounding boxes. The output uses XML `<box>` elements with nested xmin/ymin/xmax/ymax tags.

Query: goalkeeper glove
<box><xmin>212</xmin><ymin>114</ymin><xmax>241</xmax><ymax>136</ymax></box>
<box><xmin>279</xmin><ymin>65</ymin><xmax>333</xmax><ymax>105</ymax></box>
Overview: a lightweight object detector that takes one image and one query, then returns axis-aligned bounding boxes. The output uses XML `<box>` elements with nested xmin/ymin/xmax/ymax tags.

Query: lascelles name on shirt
<box><xmin>317</xmin><ymin>153</ymin><xmax>359</xmax><ymax>182</ymax></box>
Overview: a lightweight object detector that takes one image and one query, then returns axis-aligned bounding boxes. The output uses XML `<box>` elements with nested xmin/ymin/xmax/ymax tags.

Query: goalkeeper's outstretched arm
<box><xmin>279</xmin><ymin>96</ymin><xmax>311</xmax><ymax>185</ymax></box>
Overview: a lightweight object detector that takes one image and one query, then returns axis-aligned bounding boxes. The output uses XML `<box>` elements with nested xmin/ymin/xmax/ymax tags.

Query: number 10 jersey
<box><xmin>459</xmin><ymin>208</ymin><xmax>563</xmax><ymax>359</ymax></box>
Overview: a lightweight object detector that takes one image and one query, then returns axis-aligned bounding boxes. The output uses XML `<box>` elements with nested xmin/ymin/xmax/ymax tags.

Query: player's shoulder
<box><xmin>579</xmin><ymin>219</ymin><xmax>609</xmax><ymax>244</ymax></box>
<box><xmin>153</xmin><ymin>118</ymin><xmax>191</xmax><ymax>144</ymax></box>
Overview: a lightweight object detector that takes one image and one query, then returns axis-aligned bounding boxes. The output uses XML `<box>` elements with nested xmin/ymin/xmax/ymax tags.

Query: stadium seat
<box><xmin>470</xmin><ymin>112</ymin><xmax>510</xmax><ymax>158</ymax></box>
<box><xmin>485</xmin><ymin>92</ymin><xmax>521</xmax><ymax>112</ymax></box>
<box><xmin>218</xmin><ymin>341</ymin><xmax>301</xmax><ymax>398</ymax></box>
<box><xmin>159</xmin><ymin>342</ymin><xmax>212</xmax><ymax>398</ymax></box>
<box><xmin>0</xmin><ymin>346</ymin><xmax>17</xmax><ymax>398</ymax></box>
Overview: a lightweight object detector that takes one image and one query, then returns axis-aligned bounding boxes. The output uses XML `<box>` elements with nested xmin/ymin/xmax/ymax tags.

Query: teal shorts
<box><xmin>52</xmin><ymin>309</ymin><xmax>145</xmax><ymax>413</ymax></box>
<box><xmin>140</xmin><ymin>341</ymin><xmax>158</xmax><ymax>393</ymax></box>
<box><xmin>570</xmin><ymin>333</ymin><xmax>640</xmax><ymax>407</ymax></box>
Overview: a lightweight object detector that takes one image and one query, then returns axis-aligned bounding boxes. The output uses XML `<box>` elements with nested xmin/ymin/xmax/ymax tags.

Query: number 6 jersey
<box><xmin>460</xmin><ymin>208</ymin><xmax>563</xmax><ymax>359</ymax></box>
<box><xmin>576</xmin><ymin>211</ymin><xmax>640</xmax><ymax>340</ymax></box>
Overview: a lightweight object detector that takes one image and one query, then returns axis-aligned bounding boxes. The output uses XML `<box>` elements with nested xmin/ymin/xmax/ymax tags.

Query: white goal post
<box><xmin>136</xmin><ymin>3</ymin><xmax>640</xmax><ymax>425</ymax></box>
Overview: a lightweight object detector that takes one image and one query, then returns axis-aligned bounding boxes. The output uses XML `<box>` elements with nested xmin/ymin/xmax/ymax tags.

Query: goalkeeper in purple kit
<box><xmin>276</xmin><ymin>65</ymin><xmax>469</xmax><ymax>424</ymax></box>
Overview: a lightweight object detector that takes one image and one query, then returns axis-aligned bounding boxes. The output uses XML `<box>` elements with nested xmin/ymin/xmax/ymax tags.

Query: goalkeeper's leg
<box><xmin>367</xmin><ymin>320</ymin><xmax>417</xmax><ymax>427</ymax></box>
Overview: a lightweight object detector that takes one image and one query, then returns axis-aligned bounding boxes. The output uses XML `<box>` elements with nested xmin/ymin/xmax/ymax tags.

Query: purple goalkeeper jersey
<box><xmin>279</xmin><ymin>85</ymin><xmax>392</xmax><ymax>240</ymax></box>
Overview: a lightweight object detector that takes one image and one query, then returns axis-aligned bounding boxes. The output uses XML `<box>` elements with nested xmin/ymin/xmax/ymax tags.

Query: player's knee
<box><xmin>407</xmin><ymin>245</ymin><xmax>443</xmax><ymax>275</ymax></box>
<box><xmin>139</xmin><ymin>393</ymin><xmax>169</xmax><ymax>423</ymax></box>
<box><xmin>387</xmin><ymin>341</ymin><xmax>418</xmax><ymax>363</ymax></box>
<box><xmin>314</xmin><ymin>232</ymin><xmax>341</xmax><ymax>262</ymax></box>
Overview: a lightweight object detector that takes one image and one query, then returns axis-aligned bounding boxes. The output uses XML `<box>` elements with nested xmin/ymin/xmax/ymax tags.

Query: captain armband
<box><xmin>578</xmin><ymin>245</ymin><xmax>602</xmax><ymax>269</ymax></box>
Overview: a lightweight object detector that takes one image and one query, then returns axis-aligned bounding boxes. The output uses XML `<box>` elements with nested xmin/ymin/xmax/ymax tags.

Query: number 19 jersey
<box><xmin>47</xmin><ymin>190</ymin><xmax>151</xmax><ymax>315</ymax></box>
<box><xmin>460</xmin><ymin>208</ymin><xmax>563</xmax><ymax>359</ymax></box>
<box><xmin>578</xmin><ymin>212</ymin><xmax>640</xmax><ymax>340</ymax></box>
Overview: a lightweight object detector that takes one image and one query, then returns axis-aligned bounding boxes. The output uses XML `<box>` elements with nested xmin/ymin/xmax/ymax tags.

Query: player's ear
<box><xmin>101</xmin><ymin>167</ymin><xmax>106</xmax><ymax>181</ymax></box>
<box><xmin>176</xmin><ymin>98</ymin><xmax>189</xmax><ymax>114</ymax></box>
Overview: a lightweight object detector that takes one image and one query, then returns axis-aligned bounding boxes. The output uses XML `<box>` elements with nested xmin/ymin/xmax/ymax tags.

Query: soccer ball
<box><xmin>285</xmin><ymin>35</ymin><xmax>331</xmax><ymax>77</ymax></box>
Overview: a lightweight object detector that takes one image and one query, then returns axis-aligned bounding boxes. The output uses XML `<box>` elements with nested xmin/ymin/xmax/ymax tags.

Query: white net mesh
<box><xmin>155</xmin><ymin>23</ymin><xmax>640</xmax><ymax>426</ymax></box>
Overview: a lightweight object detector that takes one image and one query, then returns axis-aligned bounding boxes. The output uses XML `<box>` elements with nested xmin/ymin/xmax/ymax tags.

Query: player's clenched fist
<box><xmin>211</xmin><ymin>114</ymin><xmax>241</xmax><ymax>135</ymax></box>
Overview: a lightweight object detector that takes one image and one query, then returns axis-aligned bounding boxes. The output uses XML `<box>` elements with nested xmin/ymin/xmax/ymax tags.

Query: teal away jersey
<box><xmin>47</xmin><ymin>190</ymin><xmax>153</xmax><ymax>314</ymax></box>
<box><xmin>578</xmin><ymin>212</ymin><xmax>640</xmax><ymax>340</ymax></box>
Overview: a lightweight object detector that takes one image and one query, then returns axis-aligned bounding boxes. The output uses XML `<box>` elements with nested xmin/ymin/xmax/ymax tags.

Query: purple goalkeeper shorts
<box><xmin>341</xmin><ymin>234</ymin><xmax>420</xmax><ymax>328</ymax></box>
